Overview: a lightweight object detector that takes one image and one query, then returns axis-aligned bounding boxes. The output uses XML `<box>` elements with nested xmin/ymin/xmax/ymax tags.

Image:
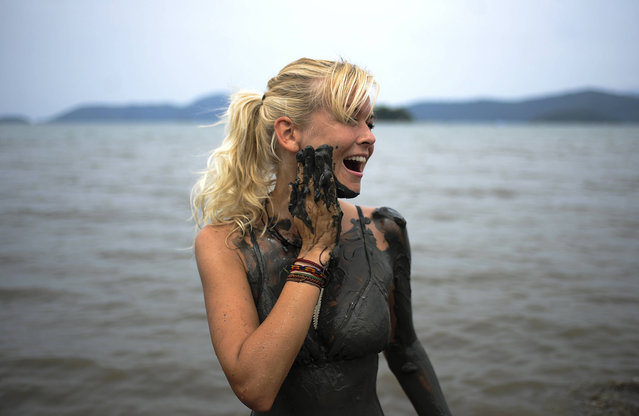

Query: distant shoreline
<box><xmin>3</xmin><ymin>89</ymin><xmax>638</xmax><ymax>124</ymax></box>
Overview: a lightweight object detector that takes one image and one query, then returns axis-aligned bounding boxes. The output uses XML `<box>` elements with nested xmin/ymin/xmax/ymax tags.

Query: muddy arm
<box><xmin>385</xmin><ymin>335</ymin><xmax>452</xmax><ymax>415</ymax></box>
<box><xmin>375</xmin><ymin>208</ymin><xmax>452</xmax><ymax>416</ymax></box>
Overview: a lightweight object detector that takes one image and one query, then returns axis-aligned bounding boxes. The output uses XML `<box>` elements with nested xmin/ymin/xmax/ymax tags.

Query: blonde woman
<box><xmin>192</xmin><ymin>58</ymin><xmax>451</xmax><ymax>415</ymax></box>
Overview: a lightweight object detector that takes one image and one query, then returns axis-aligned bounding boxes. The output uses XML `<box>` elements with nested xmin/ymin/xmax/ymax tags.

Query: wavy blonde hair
<box><xmin>191</xmin><ymin>58</ymin><xmax>377</xmax><ymax>236</ymax></box>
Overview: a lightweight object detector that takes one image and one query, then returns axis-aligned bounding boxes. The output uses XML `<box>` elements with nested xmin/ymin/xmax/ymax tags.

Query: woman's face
<box><xmin>296</xmin><ymin>100</ymin><xmax>376</xmax><ymax>195</ymax></box>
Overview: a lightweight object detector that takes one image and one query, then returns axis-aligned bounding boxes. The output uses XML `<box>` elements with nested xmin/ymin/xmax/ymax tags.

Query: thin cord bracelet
<box><xmin>287</xmin><ymin>273</ymin><xmax>324</xmax><ymax>289</ymax></box>
<box><xmin>288</xmin><ymin>269</ymin><xmax>326</xmax><ymax>285</ymax></box>
<box><xmin>294</xmin><ymin>258</ymin><xmax>325</xmax><ymax>271</ymax></box>
<box><xmin>288</xmin><ymin>270</ymin><xmax>325</xmax><ymax>286</ymax></box>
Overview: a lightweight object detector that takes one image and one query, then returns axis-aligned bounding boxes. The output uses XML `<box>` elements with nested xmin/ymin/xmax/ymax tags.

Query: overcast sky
<box><xmin>1</xmin><ymin>0</ymin><xmax>638</xmax><ymax>120</ymax></box>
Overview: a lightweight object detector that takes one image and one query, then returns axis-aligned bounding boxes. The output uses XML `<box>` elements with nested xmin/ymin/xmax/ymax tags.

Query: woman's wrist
<box><xmin>298</xmin><ymin>247</ymin><xmax>332</xmax><ymax>267</ymax></box>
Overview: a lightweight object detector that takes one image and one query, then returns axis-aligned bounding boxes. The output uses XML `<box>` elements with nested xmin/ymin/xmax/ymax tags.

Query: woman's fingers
<box><xmin>289</xmin><ymin>148</ymin><xmax>314</xmax><ymax>232</ymax></box>
<box><xmin>313</xmin><ymin>146</ymin><xmax>342</xmax><ymax>247</ymax></box>
<box><xmin>299</xmin><ymin>146</ymin><xmax>315</xmax><ymax>199</ymax></box>
<box><xmin>313</xmin><ymin>145</ymin><xmax>337</xmax><ymax>207</ymax></box>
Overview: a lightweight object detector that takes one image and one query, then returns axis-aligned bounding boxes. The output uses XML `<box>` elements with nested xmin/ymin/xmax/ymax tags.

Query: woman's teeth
<box><xmin>344</xmin><ymin>156</ymin><xmax>366</xmax><ymax>173</ymax></box>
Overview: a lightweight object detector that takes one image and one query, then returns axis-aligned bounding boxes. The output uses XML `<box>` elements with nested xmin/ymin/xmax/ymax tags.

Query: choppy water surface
<box><xmin>1</xmin><ymin>122</ymin><xmax>638</xmax><ymax>415</ymax></box>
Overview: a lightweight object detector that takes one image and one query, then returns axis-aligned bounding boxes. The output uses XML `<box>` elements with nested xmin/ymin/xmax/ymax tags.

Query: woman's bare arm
<box><xmin>196</xmin><ymin>146</ymin><xmax>341</xmax><ymax>412</ymax></box>
<box><xmin>196</xmin><ymin>226</ymin><xmax>321</xmax><ymax>412</ymax></box>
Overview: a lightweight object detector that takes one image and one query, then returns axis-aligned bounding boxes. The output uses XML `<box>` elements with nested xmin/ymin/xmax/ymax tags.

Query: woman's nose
<box><xmin>357</xmin><ymin>125</ymin><xmax>376</xmax><ymax>145</ymax></box>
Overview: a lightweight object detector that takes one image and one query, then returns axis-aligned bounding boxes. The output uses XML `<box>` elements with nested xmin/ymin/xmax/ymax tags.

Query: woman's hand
<box><xmin>288</xmin><ymin>145</ymin><xmax>343</xmax><ymax>265</ymax></box>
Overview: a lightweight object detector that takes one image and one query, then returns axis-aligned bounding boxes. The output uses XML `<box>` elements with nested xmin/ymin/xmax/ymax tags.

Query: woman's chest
<box><xmin>315</xmin><ymin>235</ymin><xmax>394</xmax><ymax>360</ymax></box>
<box><xmin>244</xmin><ymin>223</ymin><xmax>395</xmax><ymax>361</ymax></box>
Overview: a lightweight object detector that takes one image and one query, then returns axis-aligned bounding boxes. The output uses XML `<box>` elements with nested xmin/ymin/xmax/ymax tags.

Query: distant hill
<box><xmin>407</xmin><ymin>90</ymin><xmax>639</xmax><ymax>123</ymax></box>
<box><xmin>0</xmin><ymin>115</ymin><xmax>30</xmax><ymax>124</ymax></box>
<box><xmin>52</xmin><ymin>94</ymin><xmax>228</xmax><ymax>123</ymax></box>
<box><xmin>47</xmin><ymin>89</ymin><xmax>639</xmax><ymax>123</ymax></box>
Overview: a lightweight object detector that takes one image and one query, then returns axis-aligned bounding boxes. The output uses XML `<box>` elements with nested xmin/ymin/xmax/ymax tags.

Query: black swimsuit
<box><xmin>242</xmin><ymin>207</ymin><xmax>402</xmax><ymax>415</ymax></box>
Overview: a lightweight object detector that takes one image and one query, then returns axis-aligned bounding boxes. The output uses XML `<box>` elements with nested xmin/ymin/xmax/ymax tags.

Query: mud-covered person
<box><xmin>191</xmin><ymin>58</ymin><xmax>452</xmax><ymax>415</ymax></box>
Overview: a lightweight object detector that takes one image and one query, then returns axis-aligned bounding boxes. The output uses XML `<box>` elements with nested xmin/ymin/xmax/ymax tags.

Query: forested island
<box><xmin>373</xmin><ymin>106</ymin><xmax>413</xmax><ymax>121</ymax></box>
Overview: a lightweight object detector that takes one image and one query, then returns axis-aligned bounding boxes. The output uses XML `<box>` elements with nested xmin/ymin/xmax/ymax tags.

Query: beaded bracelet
<box><xmin>292</xmin><ymin>258</ymin><xmax>326</xmax><ymax>280</ymax></box>
<box><xmin>290</xmin><ymin>264</ymin><xmax>325</xmax><ymax>279</ymax></box>
<box><xmin>289</xmin><ymin>269</ymin><xmax>323</xmax><ymax>281</ymax></box>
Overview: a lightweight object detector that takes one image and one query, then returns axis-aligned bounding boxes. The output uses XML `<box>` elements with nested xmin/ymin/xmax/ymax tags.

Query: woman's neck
<box><xmin>264</xmin><ymin>173</ymin><xmax>293</xmax><ymax>225</ymax></box>
<box><xmin>269</xmin><ymin>161</ymin><xmax>297</xmax><ymax>220</ymax></box>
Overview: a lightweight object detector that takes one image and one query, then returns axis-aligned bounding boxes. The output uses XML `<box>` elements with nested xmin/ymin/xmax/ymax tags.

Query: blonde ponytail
<box><xmin>191</xmin><ymin>90</ymin><xmax>278</xmax><ymax>236</ymax></box>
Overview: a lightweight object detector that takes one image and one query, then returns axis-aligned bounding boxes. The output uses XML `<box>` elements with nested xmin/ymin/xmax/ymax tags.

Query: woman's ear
<box><xmin>274</xmin><ymin>116</ymin><xmax>300</xmax><ymax>153</ymax></box>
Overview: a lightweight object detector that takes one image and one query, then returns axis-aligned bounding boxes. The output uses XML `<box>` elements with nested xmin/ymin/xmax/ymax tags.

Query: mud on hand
<box><xmin>288</xmin><ymin>145</ymin><xmax>343</xmax><ymax>262</ymax></box>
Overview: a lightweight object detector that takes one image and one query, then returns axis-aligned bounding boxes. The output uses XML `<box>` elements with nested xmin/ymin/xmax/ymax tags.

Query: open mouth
<box><xmin>343</xmin><ymin>156</ymin><xmax>367</xmax><ymax>173</ymax></box>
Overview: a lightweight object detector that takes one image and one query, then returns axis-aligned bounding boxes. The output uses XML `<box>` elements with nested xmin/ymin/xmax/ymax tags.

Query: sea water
<box><xmin>1</xmin><ymin>122</ymin><xmax>638</xmax><ymax>415</ymax></box>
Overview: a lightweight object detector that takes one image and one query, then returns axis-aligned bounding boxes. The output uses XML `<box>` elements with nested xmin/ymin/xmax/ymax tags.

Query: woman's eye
<box><xmin>366</xmin><ymin>116</ymin><xmax>375</xmax><ymax>129</ymax></box>
<box><xmin>347</xmin><ymin>116</ymin><xmax>374</xmax><ymax>129</ymax></box>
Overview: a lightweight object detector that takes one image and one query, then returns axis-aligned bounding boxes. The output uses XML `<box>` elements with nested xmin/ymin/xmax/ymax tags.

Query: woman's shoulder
<box><xmin>194</xmin><ymin>223</ymin><xmax>247</xmax><ymax>269</ymax></box>
<box><xmin>339</xmin><ymin>202</ymin><xmax>409</xmax><ymax>248</ymax></box>
<box><xmin>355</xmin><ymin>205</ymin><xmax>411</xmax><ymax>255</ymax></box>
<box><xmin>356</xmin><ymin>205</ymin><xmax>407</xmax><ymax>230</ymax></box>
<box><xmin>195</xmin><ymin>223</ymin><xmax>236</xmax><ymax>246</ymax></box>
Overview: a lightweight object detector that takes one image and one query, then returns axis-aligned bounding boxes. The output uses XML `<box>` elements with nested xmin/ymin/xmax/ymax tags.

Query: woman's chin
<box><xmin>335</xmin><ymin>178</ymin><xmax>360</xmax><ymax>199</ymax></box>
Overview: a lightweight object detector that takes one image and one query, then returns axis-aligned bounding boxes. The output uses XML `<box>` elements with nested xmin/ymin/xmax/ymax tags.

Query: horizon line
<box><xmin>2</xmin><ymin>86</ymin><xmax>639</xmax><ymax>123</ymax></box>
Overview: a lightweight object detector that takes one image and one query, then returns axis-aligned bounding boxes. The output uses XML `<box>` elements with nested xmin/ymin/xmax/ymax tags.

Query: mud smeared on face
<box><xmin>336</xmin><ymin>180</ymin><xmax>359</xmax><ymax>199</ymax></box>
<box><xmin>334</xmin><ymin>143</ymin><xmax>360</xmax><ymax>199</ymax></box>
